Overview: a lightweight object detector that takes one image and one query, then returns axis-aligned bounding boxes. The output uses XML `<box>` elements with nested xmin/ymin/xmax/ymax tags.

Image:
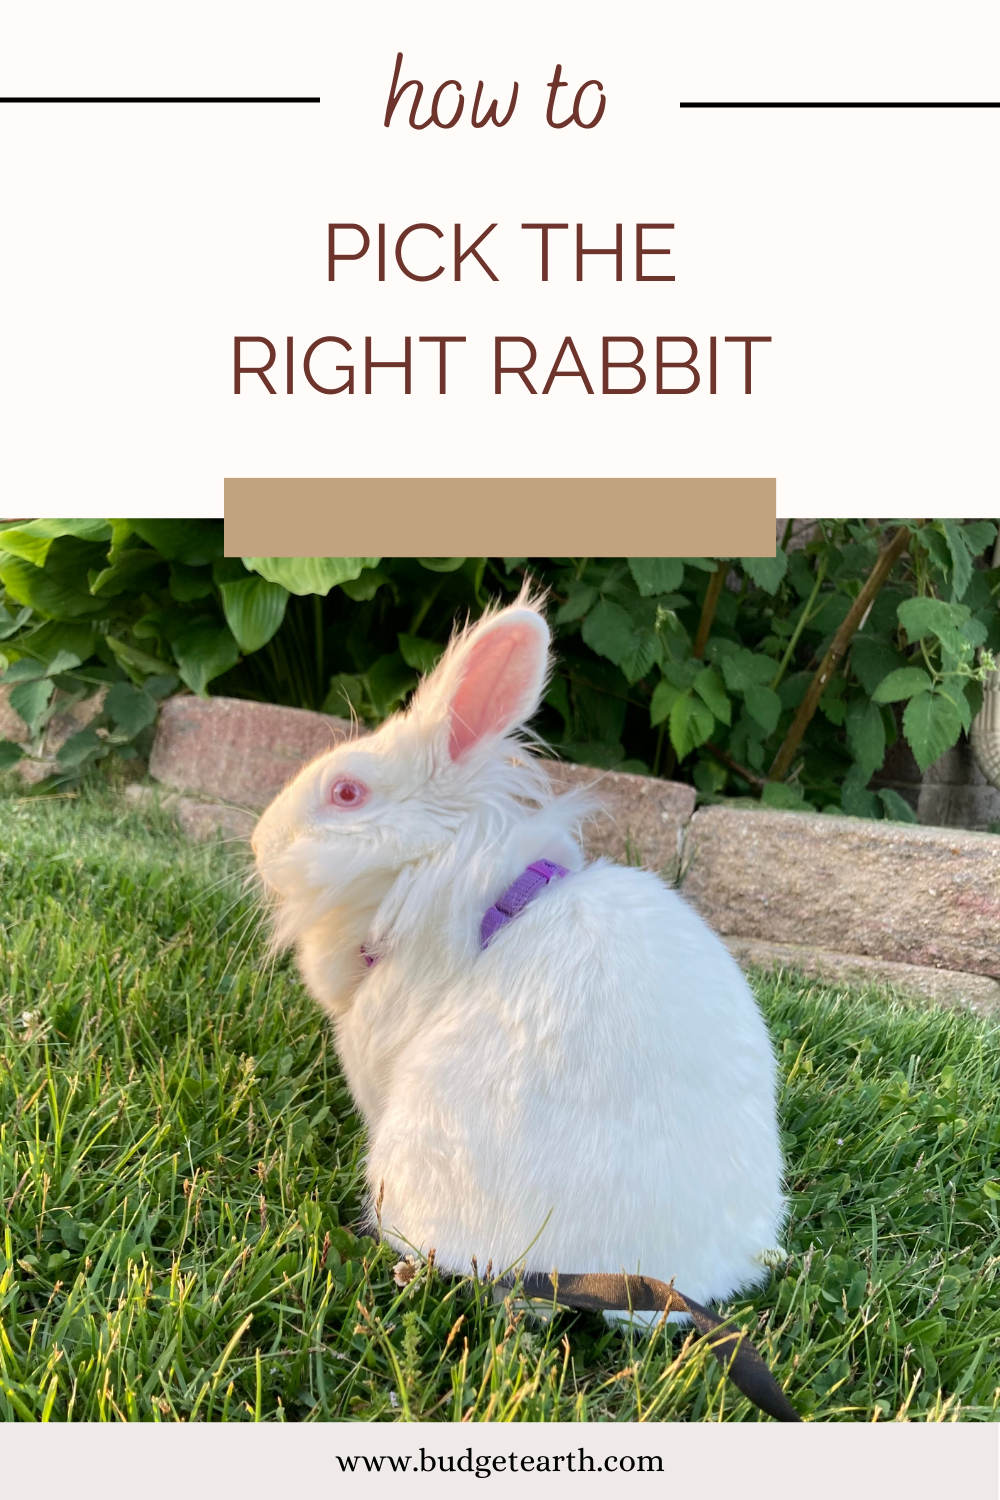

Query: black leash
<box><xmin>519</xmin><ymin>1271</ymin><xmax>800</xmax><ymax>1423</ymax></box>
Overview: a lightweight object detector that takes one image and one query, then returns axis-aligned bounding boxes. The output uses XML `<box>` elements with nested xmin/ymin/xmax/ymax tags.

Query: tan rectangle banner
<box><xmin>224</xmin><ymin>478</ymin><xmax>776</xmax><ymax>556</ymax></box>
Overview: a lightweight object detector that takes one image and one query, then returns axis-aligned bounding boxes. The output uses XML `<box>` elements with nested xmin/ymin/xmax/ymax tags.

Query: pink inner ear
<box><xmin>448</xmin><ymin>622</ymin><xmax>542</xmax><ymax>760</ymax></box>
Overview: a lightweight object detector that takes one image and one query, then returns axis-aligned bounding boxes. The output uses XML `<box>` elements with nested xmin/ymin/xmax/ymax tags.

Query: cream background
<box><xmin>1</xmin><ymin>1</ymin><xmax>998</xmax><ymax>514</ymax></box>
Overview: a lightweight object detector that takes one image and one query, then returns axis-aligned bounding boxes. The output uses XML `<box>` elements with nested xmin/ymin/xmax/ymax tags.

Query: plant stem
<box><xmin>692</xmin><ymin>562</ymin><xmax>728</xmax><ymax>660</ymax></box>
<box><xmin>314</xmin><ymin>596</ymin><xmax>324</xmax><ymax>705</ymax></box>
<box><xmin>704</xmin><ymin>741</ymin><xmax>766</xmax><ymax>790</ymax></box>
<box><xmin>919</xmin><ymin>637</ymin><xmax>940</xmax><ymax>685</ymax></box>
<box><xmin>652</xmin><ymin>720</ymin><xmax>666</xmax><ymax>777</ymax></box>
<box><xmin>769</xmin><ymin>557</ymin><xmax>828</xmax><ymax>691</ymax></box>
<box><xmin>768</xmin><ymin>525</ymin><xmax>915</xmax><ymax>782</ymax></box>
<box><xmin>409</xmin><ymin>583</ymin><xmax>441</xmax><ymax>636</ymax></box>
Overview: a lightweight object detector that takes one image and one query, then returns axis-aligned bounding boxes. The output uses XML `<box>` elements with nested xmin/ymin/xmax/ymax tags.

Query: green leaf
<box><xmin>132</xmin><ymin>605</ymin><xmax>191</xmax><ymax>643</ymax></box>
<box><xmin>650</xmin><ymin>678</ymin><xmax>682</xmax><ymax>728</ymax></box>
<box><xmin>741</xmin><ymin>548</ymin><xmax>788</xmax><ymax>593</ymax></box>
<box><xmin>878</xmin><ymin>788</ymin><xmax>918</xmax><ymax>823</ymax></box>
<box><xmin>627</xmin><ymin>558</ymin><xmax>684</xmax><ymax>597</ymax></box>
<box><xmin>983</xmin><ymin>1180</ymin><xmax>1000</xmax><ymax>1201</ymax></box>
<box><xmin>212</xmin><ymin>557</ymin><xmax>247</xmax><ymax>586</ymax></box>
<box><xmin>743</xmin><ymin>682</ymin><xmax>782</xmax><ymax>734</ymax></box>
<box><xmin>416</xmin><ymin>557</ymin><xmax>468</xmax><ymax>572</ymax></box>
<box><xmin>834</xmin><ymin>538</ymin><xmax>880</xmax><ymax>584</ymax></box>
<box><xmin>777</xmin><ymin>671</ymin><xmax>811</xmax><ymax>710</ymax></box>
<box><xmin>105</xmin><ymin>636</ymin><xmax>175</xmax><ymax>680</ymax></box>
<box><xmin>0</xmin><ymin>603</ymin><xmax>32</xmax><ymax>640</ymax></box>
<box><xmin>917</xmin><ymin>525</ymin><xmax>951</xmax><ymax>576</ymax></box>
<box><xmin>219</xmin><ymin>576</ymin><xmax>289</xmax><ymax>653</ymax></box>
<box><xmin>13</xmin><ymin>621</ymin><xmax>97</xmax><ymax>665</ymax></box>
<box><xmin>850</xmin><ymin>637</ymin><xmax>905</xmax><ymax>696</ymax></box>
<box><xmin>720</xmin><ymin>648</ymin><xmax>776</xmax><ymax>692</ymax></box>
<box><xmin>960</xmin><ymin>521</ymin><xmax>997</xmax><ymax>557</ymax></box>
<box><xmin>903</xmin><ymin>690</ymin><xmax>964</xmax><ymax>774</ymax></box>
<box><xmin>940</xmin><ymin>520</ymin><xmax>973</xmax><ymax>602</ymax></box>
<box><xmin>1</xmin><ymin>657</ymin><xmax>47</xmax><ymax>684</ymax></box>
<box><xmin>962</xmin><ymin>617</ymin><xmax>989</xmax><ymax>651</ymax></box>
<box><xmin>845</xmin><ymin>699</ymin><xmax>886</xmax><ymax>778</ymax></box>
<box><xmin>619</xmin><ymin>627</ymin><xmax>660</xmax><ymax>686</ymax></box>
<box><xmin>555</xmin><ymin>582</ymin><xmax>598</xmax><ymax>624</ymax></box>
<box><xmin>103</xmin><ymin>682</ymin><xmax>158</xmax><ymax>736</ymax></box>
<box><xmin>897</xmin><ymin>596</ymin><xmax>974</xmax><ymax>657</ymax></box>
<box><xmin>620</xmin><ymin>627</ymin><xmax>659</xmax><ymax>687</ymax></box>
<box><xmin>56</xmin><ymin>726</ymin><xmax>105</xmax><ymax>768</ymax></box>
<box><xmin>581</xmin><ymin>600</ymin><xmax>635</xmax><ymax>666</ymax></box>
<box><xmin>0</xmin><ymin>554</ymin><xmax>108</xmax><ymax>620</ymax></box>
<box><xmin>692</xmin><ymin>666</ymin><xmax>731</xmax><ymax>726</ymax></box>
<box><xmin>669</xmin><ymin>690</ymin><xmax>714</xmax><ymax>760</ymax></box>
<box><xmin>365</xmin><ymin>652</ymin><xmax>416</xmax><ymax>717</ymax></box>
<box><xmin>692</xmin><ymin>757</ymin><xmax>727</xmax><ymax>795</ymax></box>
<box><xmin>9</xmin><ymin>676</ymin><xmax>55</xmax><ymax>734</ymax></box>
<box><xmin>322</xmin><ymin>673</ymin><xmax>365</xmax><ymax>717</ymax></box>
<box><xmin>803</xmin><ymin>592</ymin><xmax>853</xmax><ymax>637</ymax></box>
<box><xmin>544</xmin><ymin>675</ymin><xmax>571</xmax><ymax>732</ymax></box>
<box><xmin>340</xmin><ymin>569</ymin><xmax>391</xmax><ymax>602</ymax></box>
<box><xmin>558</xmin><ymin>655</ymin><xmax>628</xmax><ymax>746</ymax></box>
<box><xmin>45</xmin><ymin>650</ymin><xmax>83</xmax><ymax>676</ymax></box>
<box><xmin>241</xmin><ymin>557</ymin><xmax>380</xmax><ymax>596</ymax></box>
<box><xmin>872</xmin><ymin>666</ymin><xmax>933</xmax><ymax>703</ymax></box>
<box><xmin>0</xmin><ymin>518</ymin><xmax>112</xmax><ymax>567</ymax></box>
<box><xmin>679</xmin><ymin>557</ymin><xmax>718</xmax><ymax>573</ymax></box>
<box><xmin>950</xmin><ymin>681</ymin><xmax>972</xmax><ymax>735</ymax></box>
<box><xmin>962</xmin><ymin>679</ymin><xmax>983</xmax><ymax>728</ymax></box>
<box><xmin>170</xmin><ymin>622</ymin><xmax>241</xmax><ymax>697</ymax></box>
<box><xmin>0</xmin><ymin>739</ymin><xmax>25</xmax><ymax>769</ymax></box>
<box><xmin>88</xmin><ymin>549</ymin><xmax>166</xmax><ymax>597</ymax></box>
<box><xmin>398</xmin><ymin>633</ymin><xmax>444</xmax><ymax>674</ymax></box>
<box><xmin>129</xmin><ymin>520</ymin><xmax>224</xmax><ymax>566</ymax></box>
<box><xmin>786</xmin><ymin>550</ymin><xmax>816</xmax><ymax>599</ymax></box>
<box><xmin>663</xmin><ymin>659</ymin><xmax>701</xmax><ymax>691</ymax></box>
<box><xmin>168</xmin><ymin>563</ymin><xmax>216</xmax><ymax>602</ymax></box>
<box><xmin>761</xmin><ymin>781</ymin><xmax>809</xmax><ymax>811</ymax></box>
<box><xmin>105</xmin><ymin>519</ymin><xmax>135</xmax><ymax>556</ymax></box>
<box><xmin>840</xmin><ymin>762</ymin><xmax>881</xmax><ymax>819</ymax></box>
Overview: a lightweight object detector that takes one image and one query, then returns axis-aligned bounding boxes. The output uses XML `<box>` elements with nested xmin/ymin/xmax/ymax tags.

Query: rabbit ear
<box><xmin>443</xmin><ymin>607</ymin><xmax>550</xmax><ymax>760</ymax></box>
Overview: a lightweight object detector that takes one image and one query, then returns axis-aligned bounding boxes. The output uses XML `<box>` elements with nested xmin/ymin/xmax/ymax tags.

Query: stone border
<box><xmin>683</xmin><ymin>805</ymin><xmax>1000</xmax><ymax>983</ymax></box>
<box><xmin>723</xmin><ymin>938</ymin><xmax>999</xmax><ymax>1015</ymax></box>
<box><xmin>142</xmin><ymin>695</ymin><xmax>1000</xmax><ymax>1012</ymax></box>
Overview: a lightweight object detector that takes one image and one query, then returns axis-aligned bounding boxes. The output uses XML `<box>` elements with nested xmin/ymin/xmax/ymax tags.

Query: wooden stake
<box><xmin>768</xmin><ymin>524</ymin><xmax>915</xmax><ymax>782</ymax></box>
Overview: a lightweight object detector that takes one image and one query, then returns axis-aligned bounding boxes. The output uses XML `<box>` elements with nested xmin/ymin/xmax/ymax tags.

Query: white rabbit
<box><xmin>253</xmin><ymin>590</ymin><xmax>786</xmax><ymax>1321</ymax></box>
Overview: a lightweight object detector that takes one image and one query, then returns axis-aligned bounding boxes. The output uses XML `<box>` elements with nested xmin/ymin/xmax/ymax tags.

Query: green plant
<box><xmin>1</xmin><ymin>520</ymin><xmax>997</xmax><ymax>814</ymax></box>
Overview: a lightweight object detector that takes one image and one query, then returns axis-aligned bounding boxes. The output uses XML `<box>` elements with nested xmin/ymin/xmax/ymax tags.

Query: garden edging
<box><xmin>143</xmin><ymin>696</ymin><xmax>1000</xmax><ymax>1012</ymax></box>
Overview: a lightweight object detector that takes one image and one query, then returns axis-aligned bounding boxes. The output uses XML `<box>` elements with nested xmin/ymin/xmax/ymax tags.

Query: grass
<box><xmin>1</xmin><ymin>784</ymin><xmax>999</xmax><ymax>1423</ymax></box>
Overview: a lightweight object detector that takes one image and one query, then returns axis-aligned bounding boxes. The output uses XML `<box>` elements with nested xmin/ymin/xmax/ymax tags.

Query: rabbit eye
<box><xmin>329</xmin><ymin>777</ymin><xmax>369</xmax><ymax>809</ymax></box>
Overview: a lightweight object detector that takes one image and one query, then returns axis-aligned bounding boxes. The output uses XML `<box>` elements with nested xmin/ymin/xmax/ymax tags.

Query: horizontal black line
<box><xmin>680</xmin><ymin>101</ymin><xmax>1000</xmax><ymax>108</ymax></box>
<box><xmin>0</xmin><ymin>96</ymin><xmax>320</xmax><ymax>104</ymax></box>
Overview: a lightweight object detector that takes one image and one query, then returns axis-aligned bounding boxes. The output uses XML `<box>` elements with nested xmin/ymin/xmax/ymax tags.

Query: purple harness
<box><xmin>361</xmin><ymin>858</ymin><xmax>569</xmax><ymax>969</ymax></box>
<box><xmin>478</xmin><ymin>858</ymin><xmax>570</xmax><ymax>948</ymax></box>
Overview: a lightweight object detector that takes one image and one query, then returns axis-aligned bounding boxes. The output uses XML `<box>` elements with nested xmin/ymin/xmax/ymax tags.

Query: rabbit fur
<box><xmin>253</xmin><ymin>590</ymin><xmax>786</xmax><ymax>1321</ymax></box>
